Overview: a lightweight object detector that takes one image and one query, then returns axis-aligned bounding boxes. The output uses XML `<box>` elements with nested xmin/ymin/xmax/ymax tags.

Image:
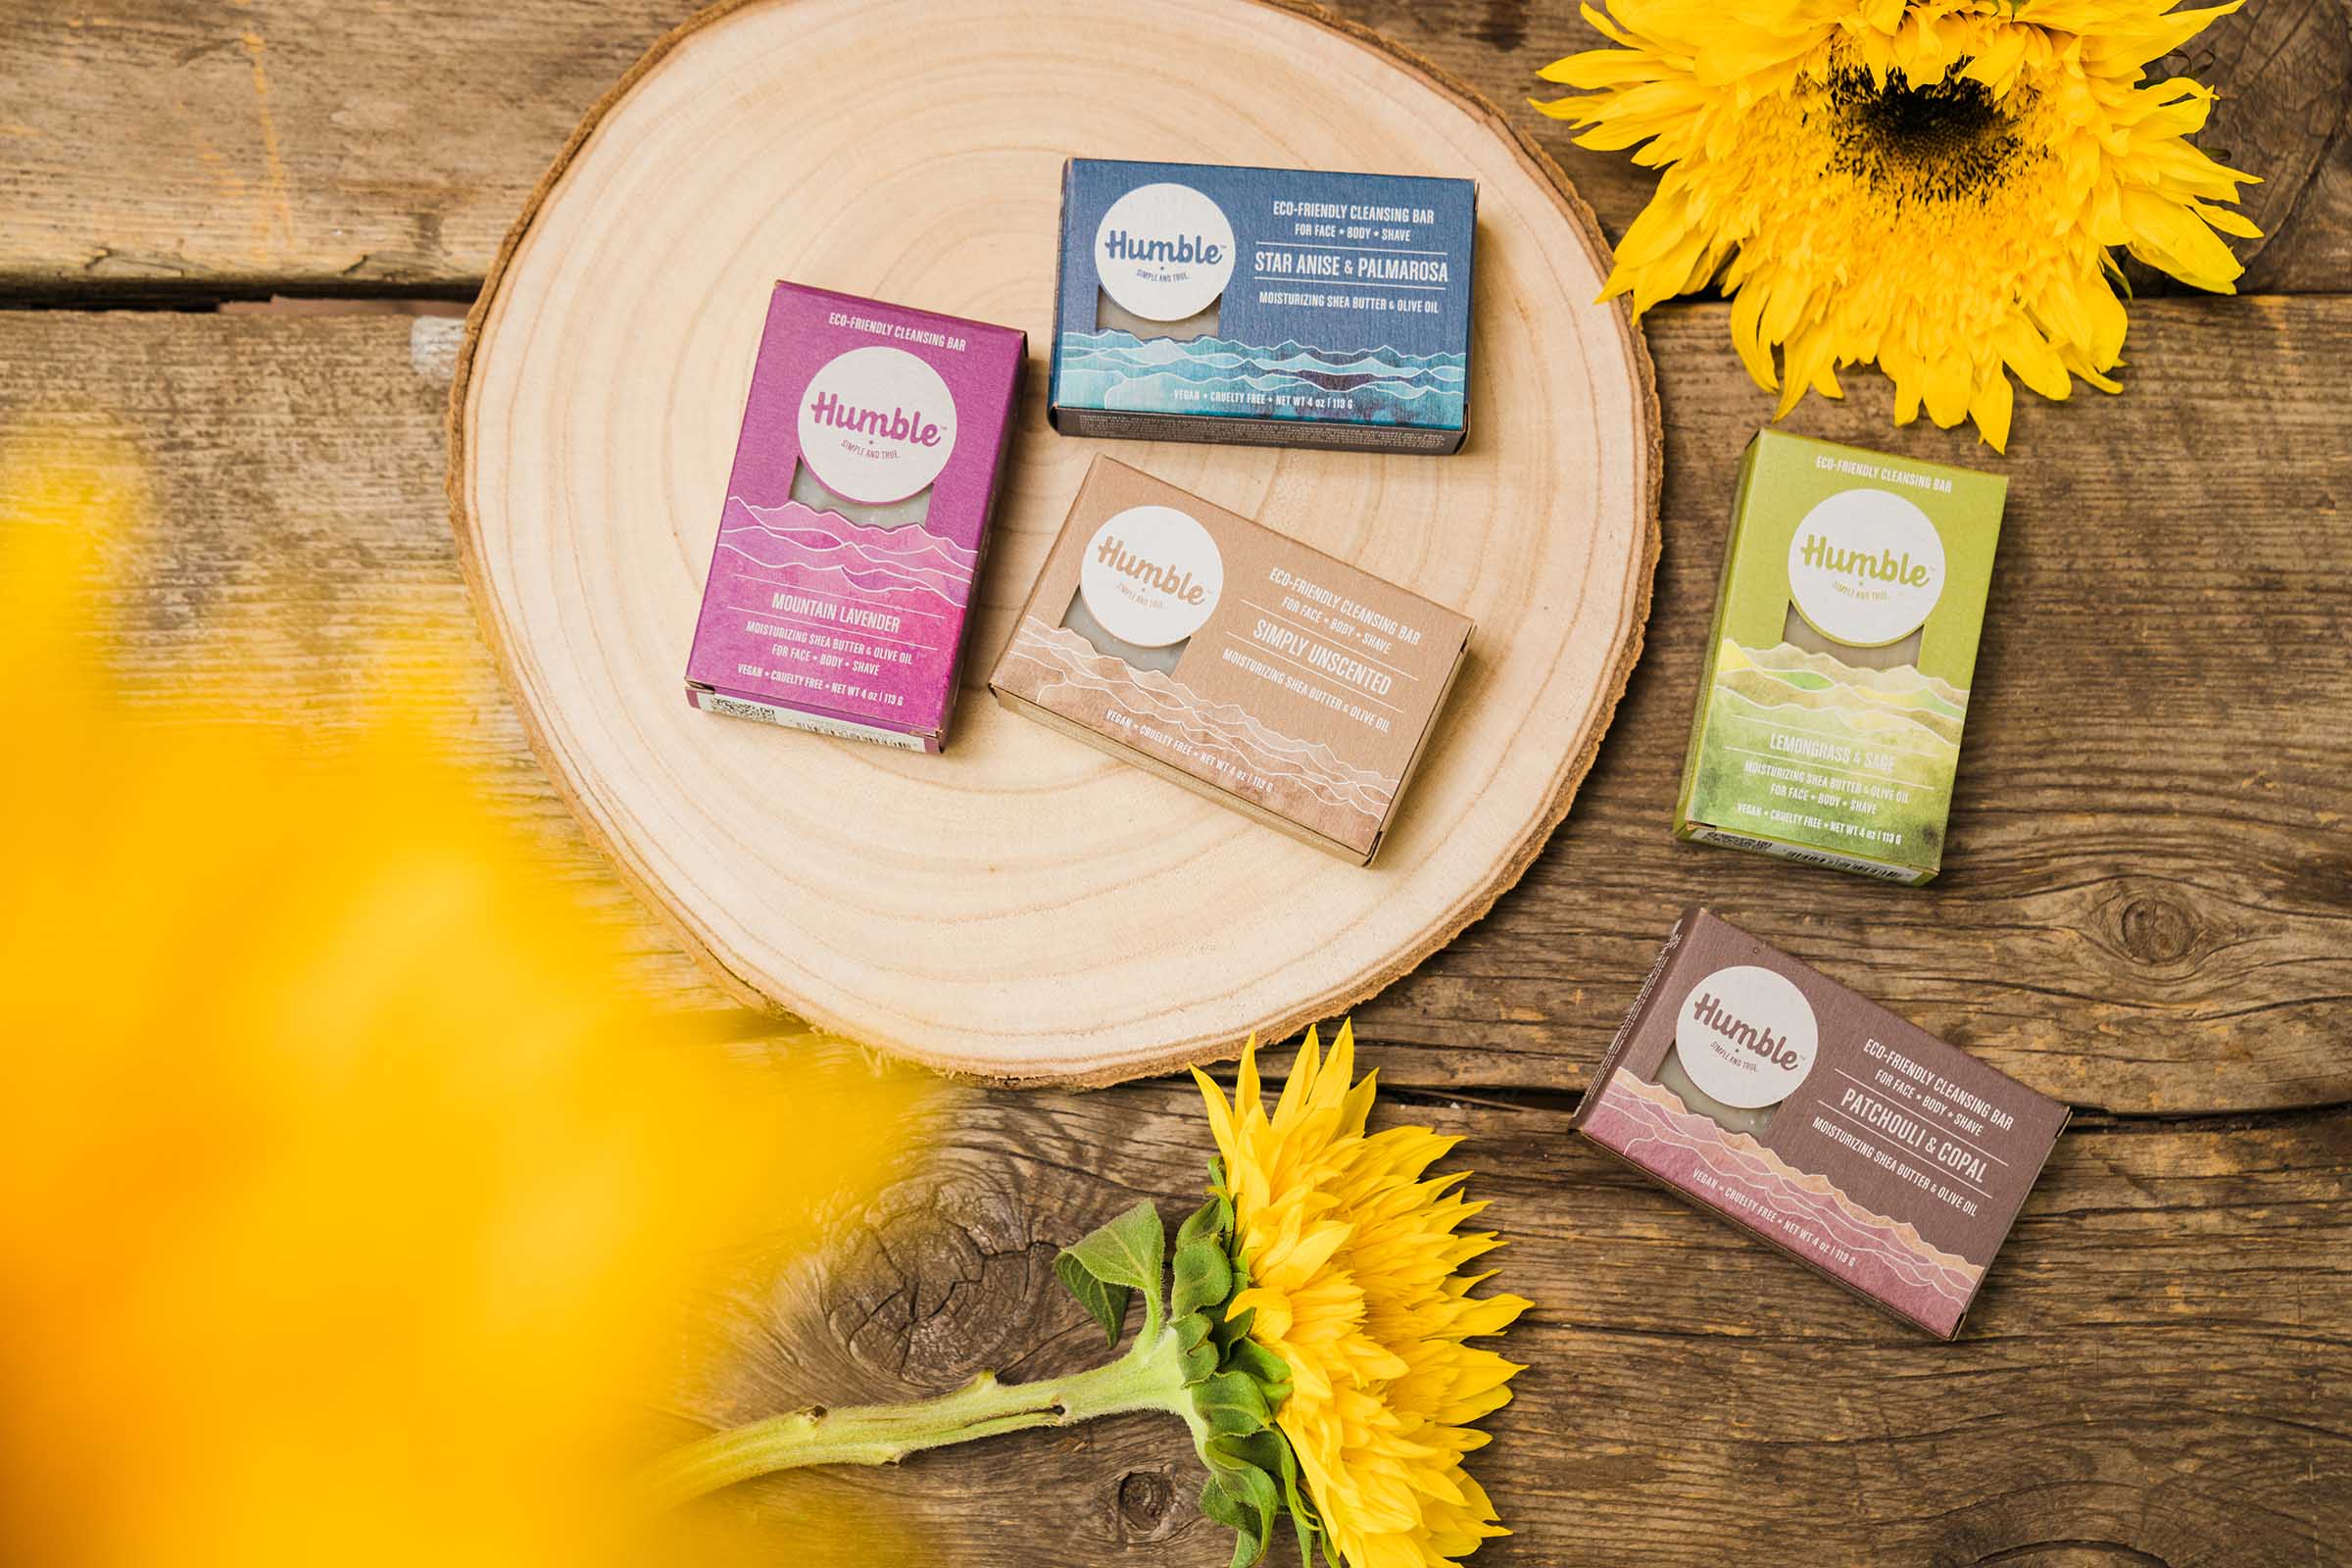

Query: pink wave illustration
<box><xmin>730</xmin><ymin>496</ymin><xmax>977</xmax><ymax>577</ymax></box>
<box><xmin>1004</xmin><ymin>617</ymin><xmax>1396</xmax><ymax>826</ymax></box>
<box><xmin>1588</xmin><ymin>1074</ymin><xmax>1982</xmax><ymax>1335</ymax></box>
<box><xmin>712</xmin><ymin>543</ymin><xmax>965</xmax><ymax>617</ymax></box>
<box><xmin>716</xmin><ymin>532</ymin><xmax>967</xmax><ymax>605</ymax></box>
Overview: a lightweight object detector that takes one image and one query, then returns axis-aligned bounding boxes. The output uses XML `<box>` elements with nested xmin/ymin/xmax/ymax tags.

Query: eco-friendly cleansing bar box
<box><xmin>988</xmin><ymin>457</ymin><xmax>1471</xmax><ymax>863</ymax></box>
<box><xmin>1049</xmin><ymin>159</ymin><xmax>1476</xmax><ymax>453</ymax></box>
<box><xmin>685</xmin><ymin>283</ymin><xmax>1025</xmax><ymax>752</ymax></box>
<box><xmin>1676</xmin><ymin>431</ymin><xmax>2005</xmax><ymax>883</ymax></box>
<box><xmin>1574</xmin><ymin>909</ymin><xmax>2068</xmax><ymax>1339</ymax></box>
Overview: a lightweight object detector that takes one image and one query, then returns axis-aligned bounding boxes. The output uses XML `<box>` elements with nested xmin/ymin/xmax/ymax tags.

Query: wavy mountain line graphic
<box><xmin>714</xmin><ymin>542</ymin><xmax>963</xmax><ymax>615</ymax></box>
<box><xmin>1064</xmin><ymin>328</ymin><xmax>1464</xmax><ymax>373</ymax></box>
<box><xmin>1005</xmin><ymin>624</ymin><xmax>1376</xmax><ymax>804</ymax></box>
<box><xmin>714</xmin><ymin>552</ymin><xmax>964</xmax><ymax>620</ymax></box>
<box><xmin>727</xmin><ymin>496</ymin><xmax>978</xmax><ymax>578</ymax></box>
<box><xmin>715</xmin><ymin>498</ymin><xmax>978</xmax><ymax>614</ymax></box>
<box><xmin>1026</xmin><ymin>620</ymin><xmax>1398</xmax><ymax>795</ymax></box>
<box><xmin>1057</xmin><ymin>327</ymin><xmax>1469</xmax><ymax>429</ymax></box>
<box><xmin>1070</xmin><ymin>367</ymin><xmax>1456</xmax><ymax>402</ymax></box>
<box><xmin>1734</xmin><ymin>639</ymin><xmax>1970</xmax><ymax>710</ymax></box>
<box><xmin>1714</xmin><ymin>691</ymin><xmax>1962</xmax><ymax>760</ymax></box>
<box><xmin>1717</xmin><ymin>685</ymin><xmax>1965</xmax><ymax>754</ymax></box>
<box><xmin>1069</xmin><ymin>375</ymin><xmax>1461</xmax><ymax>427</ymax></box>
<box><xmin>1746</xmin><ymin>663</ymin><xmax>1965</xmax><ymax>719</ymax></box>
<box><xmin>1059</xmin><ymin>348</ymin><xmax>1460</xmax><ymax>391</ymax></box>
<box><xmin>1598</xmin><ymin>1075</ymin><xmax>1980</xmax><ymax>1307</ymax></box>
<box><xmin>717</xmin><ymin>528</ymin><xmax>969</xmax><ymax>604</ymax></box>
<box><xmin>1059</xmin><ymin>350</ymin><xmax>1462</xmax><ymax>388</ymax></box>
<box><xmin>1007</xmin><ymin>618</ymin><xmax>1395</xmax><ymax>818</ymax></box>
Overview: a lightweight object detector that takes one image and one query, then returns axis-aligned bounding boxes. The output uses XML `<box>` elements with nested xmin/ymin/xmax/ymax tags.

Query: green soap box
<box><xmin>1674</xmin><ymin>431</ymin><xmax>2006</xmax><ymax>885</ymax></box>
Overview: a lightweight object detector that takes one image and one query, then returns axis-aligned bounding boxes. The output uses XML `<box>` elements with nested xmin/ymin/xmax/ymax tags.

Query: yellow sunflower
<box><xmin>0</xmin><ymin>426</ymin><xmax>927</xmax><ymax>1568</ymax></box>
<box><xmin>650</xmin><ymin>1023</ymin><xmax>1529</xmax><ymax>1568</ymax></box>
<box><xmin>1536</xmin><ymin>0</ymin><xmax>2262</xmax><ymax>449</ymax></box>
<box><xmin>1196</xmin><ymin>1025</ymin><xmax>1530</xmax><ymax>1568</ymax></box>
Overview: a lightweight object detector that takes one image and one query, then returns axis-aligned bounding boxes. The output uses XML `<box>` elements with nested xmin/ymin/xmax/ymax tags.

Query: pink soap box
<box><xmin>685</xmin><ymin>283</ymin><xmax>1026</xmax><ymax>751</ymax></box>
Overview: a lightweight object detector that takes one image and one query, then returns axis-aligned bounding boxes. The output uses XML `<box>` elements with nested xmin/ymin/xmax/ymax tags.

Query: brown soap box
<box><xmin>1573</xmin><ymin>909</ymin><xmax>2070</xmax><ymax>1338</ymax></box>
<box><xmin>988</xmin><ymin>457</ymin><xmax>1471</xmax><ymax>864</ymax></box>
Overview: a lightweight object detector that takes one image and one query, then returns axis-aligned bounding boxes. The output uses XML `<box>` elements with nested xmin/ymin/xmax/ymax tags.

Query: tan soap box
<box><xmin>988</xmin><ymin>457</ymin><xmax>1471</xmax><ymax>864</ymax></box>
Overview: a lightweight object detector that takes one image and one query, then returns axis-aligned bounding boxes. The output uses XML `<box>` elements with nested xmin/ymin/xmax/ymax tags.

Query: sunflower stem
<box><xmin>641</xmin><ymin>1325</ymin><xmax>1192</xmax><ymax>1511</ymax></box>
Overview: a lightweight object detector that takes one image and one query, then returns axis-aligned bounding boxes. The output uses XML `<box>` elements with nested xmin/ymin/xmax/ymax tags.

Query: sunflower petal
<box><xmin>1549</xmin><ymin>0</ymin><xmax>2255</xmax><ymax>447</ymax></box>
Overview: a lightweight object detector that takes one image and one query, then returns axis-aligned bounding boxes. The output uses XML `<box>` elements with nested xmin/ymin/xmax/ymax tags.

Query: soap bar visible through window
<box><xmin>1095</xmin><ymin>288</ymin><xmax>1222</xmax><ymax>343</ymax></box>
<box><xmin>1061</xmin><ymin>585</ymin><xmax>1186</xmax><ymax>674</ymax></box>
<box><xmin>789</xmin><ymin>459</ymin><xmax>935</xmax><ymax>531</ymax></box>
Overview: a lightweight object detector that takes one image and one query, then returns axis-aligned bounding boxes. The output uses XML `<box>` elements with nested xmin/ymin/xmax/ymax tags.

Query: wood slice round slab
<box><xmin>451</xmin><ymin>0</ymin><xmax>1659</xmax><ymax>1086</ymax></box>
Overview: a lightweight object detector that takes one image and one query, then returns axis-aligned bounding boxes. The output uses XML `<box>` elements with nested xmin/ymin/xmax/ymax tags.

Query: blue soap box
<box><xmin>1049</xmin><ymin>159</ymin><xmax>1476</xmax><ymax>454</ymax></box>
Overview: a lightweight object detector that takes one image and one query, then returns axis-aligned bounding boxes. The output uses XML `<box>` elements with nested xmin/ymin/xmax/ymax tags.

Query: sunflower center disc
<box><xmin>1826</xmin><ymin>66</ymin><xmax>2023</xmax><ymax>203</ymax></box>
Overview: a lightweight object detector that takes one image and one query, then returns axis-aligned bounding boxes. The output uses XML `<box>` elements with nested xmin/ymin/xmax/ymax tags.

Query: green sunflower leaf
<box><xmin>1054</xmin><ymin>1199</ymin><xmax>1165</xmax><ymax>1343</ymax></box>
<box><xmin>1203</xmin><ymin>1476</ymin><xmax>1260</xmax><ymax>1551</ymax></box>
<box><xmin>1199</xmin><ymin>1471</ymin><xmax>1248</xmax><ymax>1528</ymax></box>
<box><xmin>1172</xmin><ymin>1236</ymin><xmax>1234</xmax><ymax>1321</ymax></box>
<box><xmin>1200</xmin><ymin>1428</ymin><xmax>1275</xmax><ymax>1473</ymax></box>
<box><xmin>1176</xmin><ymin>1193</ymin><xmax>1230</xmax><ymax>1252</ymax></box>
<box><xmin>1183</xmin><ymin>1150</ymin><xmax>1329</xmax><ymax>1568</ymax></box>
<box><xmin>1054</xmin><ymin>1251</ymin><xmax>1128</xmax><ymax>1347</ymax></box>
<box><xmin>1224</xmin><ymin>1337</ymin><xmax>1292</xmax><ymax>1403</ymax></box>
<box><xmin>1193</xmin><ymin>1369</ymin><xmax>1273</xmax><ymax>1436</ymax></box>
<box><xmin>1202</xmin><ymin>1464</ymin><xmax>1279</xmax><ymax>1568</ymax></box>
<box><xmin>1200</xmin><ymin>1431</ymin><xmax>1326</xmax><ymax>1568</ymax></box>
<box><xmin>1266</xmin><ymin>1429</ymin><xmax>1326</xmax><ymax>1568</ymax></box>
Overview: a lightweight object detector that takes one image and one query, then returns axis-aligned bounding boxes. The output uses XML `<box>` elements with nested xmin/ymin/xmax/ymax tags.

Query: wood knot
<box><xmin>1115</xmin><ymin>1468</ymin><xmax>1177</xmax><ymax>1539</ymax></box>
<box><xmin>817</xmin><ymin>1163</ymin><xmax>1042</xmax><ymax>1388</ymax></box>
<box><xmin>2117</xmin><ymin>894</ymin><xmax>2198</xmax><ymax>966</ymax></box>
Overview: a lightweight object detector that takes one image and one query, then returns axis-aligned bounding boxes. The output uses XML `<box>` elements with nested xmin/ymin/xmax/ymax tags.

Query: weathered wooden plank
<box><xmin>1</xmin><ymin>301</ymin><xmax>2344</xmax><ymax>1112</ymax></box>
<box><xmin>0</xmin><ymin>0</ymin><xmax>2343</xmax><ymax>295</ymax></box>
<box><xmin>659</xmin><ymin>1068</ymin><xmax>2352</xmax><ymax>1566</ymax></box>
<box><xmin>1371</xmin><ymin>293</ymin><xmax>2352</xmax><ymax>1114</ymax></box>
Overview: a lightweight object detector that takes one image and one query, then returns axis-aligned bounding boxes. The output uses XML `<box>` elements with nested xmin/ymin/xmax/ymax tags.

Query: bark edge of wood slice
<box><xmin>448</xmin><ymin>0</ymin><xmax>1662</xmax><ymax>1086</ymax></box>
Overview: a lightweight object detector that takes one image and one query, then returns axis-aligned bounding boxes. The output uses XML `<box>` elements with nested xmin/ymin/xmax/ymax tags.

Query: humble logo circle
<box><xmin>1093</xmin><ymin>183</ymin><xmax>1237</xmax><ymax>324</ymax></box>
<box><xmin>1786</xmin><ymin>488</ymin><xmax>1947</xmax><ymax>648</ymax></box>
<box><xmin>1080</xmin><ymin>505</ymin><xmax>1225</xmax><ymax>648</ymax></box>
<box><xmin>1672</xmin><ymin>964</ymin><xmax>1820</xmax><ymax>1109</ymax></box>
<box><xmin>797</xmin><ymin>345</ymin><xmax>958</xmax><ymax>506</ymax></box>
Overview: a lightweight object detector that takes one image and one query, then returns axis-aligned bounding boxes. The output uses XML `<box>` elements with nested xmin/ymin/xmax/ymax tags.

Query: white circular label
<box><xmin>1093</xmin><ymin>183</ymin><xmax>1238</xmax><ymax>324</ymax></box>
<box><xmin>1786</xmin><ymin>488</ymin><xmax>1947</xmax><ymax>648</ymax></box>
<box><xmin>1079</xmin><ymin>506</ymin><xmax>1224</xmax><ymax>649</ymax></box>
<box><xmin>796</xmin><ymin>345</ymin><xmax>958</xmax><ymax>507</ymax></box>
<box><xmin>1672</xmin><ymin>965</ymin><xmax>1820</xmax><ymax>1109</ymax></box>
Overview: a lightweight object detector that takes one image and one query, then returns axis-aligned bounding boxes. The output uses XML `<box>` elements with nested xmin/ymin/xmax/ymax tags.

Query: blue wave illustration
<box><xmin>1058</xmin><ymin>329</ymin><xmax>1464</xmax><ymax>428</ymax></box>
